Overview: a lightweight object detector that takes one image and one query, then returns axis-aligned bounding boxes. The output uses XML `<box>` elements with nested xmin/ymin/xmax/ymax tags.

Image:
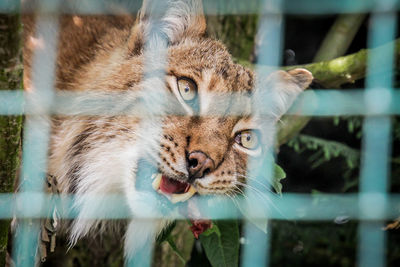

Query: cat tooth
<box><xmin>188</xmin><ymin>185</ymin><xmax>197</xmax><ymax>194</ymax></box>
<box><xmin>151</xmin><ymin>173</ymin><xmax>161</xmax><ymax>180</ymax></box>
<box><xmin>170</xmin><ymin>186</ymin><xmax>197</xmax><ymax>203</ymax></box>
<box><xmin>152</xmin><ymin>173</ymin><xmax>162</xmax><ymax>190</ymax></box>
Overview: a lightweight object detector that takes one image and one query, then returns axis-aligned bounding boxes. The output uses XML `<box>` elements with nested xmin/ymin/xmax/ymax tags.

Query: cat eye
<box><xmin>177</xmin><ymin>78</ymin><xmax>197</xmax><ymax>102</ymax></box>
<box><xmin>235</xmin><ymin>130</ymin><xmax>260</xmax><ymax>150</ymax></box>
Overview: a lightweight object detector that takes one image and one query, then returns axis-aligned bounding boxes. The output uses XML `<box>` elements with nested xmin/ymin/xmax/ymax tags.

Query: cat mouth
<box><xmin>151</xmin><ymin>173</ymin><xmax>212</xmax><ymax>238</ymax></box>
<box><xmin>151</xmin><ymin>173</ymin><xmax>197</xmax><ymax>203</ymax></box>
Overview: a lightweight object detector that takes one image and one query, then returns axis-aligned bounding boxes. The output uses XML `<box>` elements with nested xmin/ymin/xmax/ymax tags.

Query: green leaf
<box><xmin>273</xmin><ymin>163</ymin><xmax>286</xmax><ymax>179</ymax></box>
<box><xmin>333</xmin><ymin>116</ymin><xmax>340</xmax><ymax>126</ymax></box>
<box><xmin>199</xmin><ymin>220</ymin><xmax>240</xmax><ymax>267</ymax></box>
<box><xmin>202</xmin><ymin>224</ymin><xmax>221</xmax><ymax>237</ymax></box>
<box><xmin>156</xmin><ymin>221</ymin><xmax>176</xmax><ymax>244</ymax></box>
<box><xmin>166</xmin><ymin>236</ymin><xmax>186</xmax><ymax>265</ymax></box>
<box><xmin>272</xmin><ymin>163</ymin><xmax>286</xmax><ymax>195</ymax></box>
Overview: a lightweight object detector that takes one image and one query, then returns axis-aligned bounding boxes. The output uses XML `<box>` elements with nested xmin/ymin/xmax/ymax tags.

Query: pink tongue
<box><xmin>160</xmin><ymin>175</ymin><xmax>190</xmax><ymax>194</ymax></box>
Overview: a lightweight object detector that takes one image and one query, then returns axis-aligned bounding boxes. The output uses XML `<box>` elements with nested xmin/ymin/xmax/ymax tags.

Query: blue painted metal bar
<box><xmin>2</xmin><ymin>192</ymin><xmax>400</xmax><ymax>220</ymax></box>
<box><xmin>242</xmin><ymin>223</ymin><xmax>271</xmax><ymax>267</ymax></box>
<box><xmin>2</xmin><ymin>89</ymin><xmax>400</xmax><ymax>116</ymax></box>
<box><xmin>242</xmin><ymin>0</ymin><xmax>284</xmax><ymax>266</ymax></box>
<box><xmin>2</xmin><ymin>0</ymin><xmax>399</xmax><ymax>15</ymax></box>
<box><xmin>357</xmin><ymin>0</ymin><xmax>397</xmax><ymax>266</ymax></box>
<box><xmin>124</xmin><ymin>0</ymin><xmax>172</xmax><ymax>265</ymax></box>
<box><xmin>0</xmin><ymin>90</ymin><xmax>24</xmax><ymax>115</ymax></box>
<box><xmin>0</xmin><ymin>0</ymin><xmax>20</xmax><ymax>13</ymax></box>
<box><xmin>12</xmin><ymin>2</ymin><xmax>60</xmax><ymax>265</ymax></box>
<box><xmin>288</xmin><ymin>89</ymin><xmax>400</xmax><ymax>116</ymax></box>
<box><xmin>125</xmin><ymin>237</ymin><xmax>153</xmax><ymax>267</ymax></box>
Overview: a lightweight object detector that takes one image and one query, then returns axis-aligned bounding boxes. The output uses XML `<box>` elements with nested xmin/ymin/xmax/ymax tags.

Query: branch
<box><xmin>313</xmin><ymin>14</ymin><xmax>366</xmax><ymax>63</ymax></box>
<box><xmin>287</xmin><ymin>39</ymin><xmax>399</xmax><ymax>88</ymax></box>
<box><xmin>278</xmin><ymin>38</ymin><xmax>400</xmax><ymax>145</ymax></box>
<box><xmin>278</xmin><ymin>14</ymin><xmax>374</xmax><ymax>145</ymax></box>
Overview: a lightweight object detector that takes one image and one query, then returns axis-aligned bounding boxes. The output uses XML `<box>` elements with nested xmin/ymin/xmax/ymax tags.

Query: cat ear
<box><xmin>128</xmin><ymin>0</ymin><xmax>206</xmax><ymax>54</ymax></box>
<box><xmin>256</xmin><ymin>68</ymin><xmax>313</xmax><ymax>119</ymax></box>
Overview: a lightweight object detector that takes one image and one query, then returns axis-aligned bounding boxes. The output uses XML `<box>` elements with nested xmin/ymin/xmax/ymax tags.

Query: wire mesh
<box><xmin>0</xmin><ymin>0</ymin><xmax>399</xmax><ymax>266</ymax></box>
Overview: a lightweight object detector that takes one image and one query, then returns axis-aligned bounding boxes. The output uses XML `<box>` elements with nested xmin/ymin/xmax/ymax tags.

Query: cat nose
<box><xmin>187</xmin><ymin>151</ymin><xmax>215</xmax><ymax>180</ymax></box>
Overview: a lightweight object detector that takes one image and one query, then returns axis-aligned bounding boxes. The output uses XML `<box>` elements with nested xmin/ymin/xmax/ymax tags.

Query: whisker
<box><xmin>232</xmin><ymin>186</ymin><xmax>253</xmax><ymax>204</ymax></box>
<box><xmin>231</xmin><ymin>185</ymin><xmax>246</xmax><ymax>196</ymax></box>
<box><xmin>235</xmin><ymin>181</ymin><xmax>265</xmax><ymax>199</ymax></box>
<box><xmin>235</xmin><ymin>173</ymin><xmax>275</xmax><ymax>194</ymax></box>
<box><xmin>235</xmin><ymin>181</ymin><xmax>279</xmax><ymax>210</ymax></box>
<box><xmin>225</xmin><ymin>192</ymin><xmax>240</xmax><ymax>211</ymax></box>
<box><xmin>236</xmin><ymin>181</ymin><xmax>287</xmax><ymax>219</ymax></box>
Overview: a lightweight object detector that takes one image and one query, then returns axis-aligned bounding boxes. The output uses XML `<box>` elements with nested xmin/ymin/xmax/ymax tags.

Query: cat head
<box><xmin>123</xmin><ymin>0</ymin><xmax>313</xmax><ymax>196</ymax></box>
<box><xmin>47</xmin><ymin>0</ymin><xmax>313</xmax><ymax>246</ymax></box>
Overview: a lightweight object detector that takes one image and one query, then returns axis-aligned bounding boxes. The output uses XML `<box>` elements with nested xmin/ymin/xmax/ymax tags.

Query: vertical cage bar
<box><xmin>124</xmin><ymin>0</ymin><xmax>170</xmax><ymax>265</ymax></box>
<box><xmin>242</xmin><ymin>0</ymin><xmax>284</xmax><ymax>266</ymax></box>
<box><xmin>126</xmin><ymin>235</ymin><xmax>153</xmax><ymax>267</ymax></box>
<box><xmin>12</xmin><ymin>3</ymin><xmax>59</xmax><ymax>265</ymax></box>
<box><xmin>357</xmin><ymin>0</ymin><xmax>397</xmax><ymax>266</ymax></box>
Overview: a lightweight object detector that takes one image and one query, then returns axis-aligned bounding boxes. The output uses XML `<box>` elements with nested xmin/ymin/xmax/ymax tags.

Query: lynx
<box><xmin>23</xmin><ymin>0</ymin><xmax>313</xmax><ymax>259</ymax></box>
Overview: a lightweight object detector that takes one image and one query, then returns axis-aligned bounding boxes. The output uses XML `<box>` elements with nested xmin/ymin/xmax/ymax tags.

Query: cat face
<box><xmin>157</xmin><ymin>39</ymin><xmax>257</xmax><ymax>196</ymax></box>
<box><xmin>114</xmin><ymin>0</ymin><xmax>313</xmax><ymax>200</ymax></box>
<box><xmin>150</xmin><ymin>38</ymin><xmax>312</xmax><ymax>197</ymax></box>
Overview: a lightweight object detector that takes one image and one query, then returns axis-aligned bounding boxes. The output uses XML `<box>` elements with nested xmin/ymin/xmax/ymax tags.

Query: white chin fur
<box><xmin>68</xmin><ymin>141</ymin><xmax>138</xmax><ymax>243</ymax></box>
<box><xmin>124</xmin><ymin>219</ymin><xmax>169</xmax><ymax>260</ymax></box>
<box><xmin>68</xmin><ymin>135</ymin><xmax>166</xmax><ymax>258</ymax></box>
